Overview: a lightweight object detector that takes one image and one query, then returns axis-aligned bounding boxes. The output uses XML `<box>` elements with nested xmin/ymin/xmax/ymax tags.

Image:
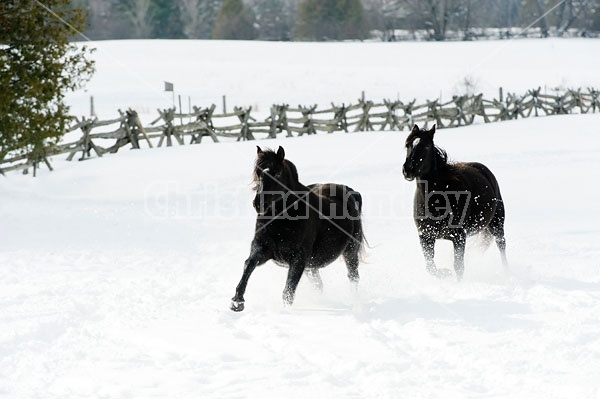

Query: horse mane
<box><xmin>434</xmin><ymin>145</ymin><xmax>449</xmax><ymax>168</ymax></box>
<box><xmin>252</xmin><ymin>149</ymin><xmax>300</xmax><ymax>190</ymax></box>
<box><xmin>433</xmin><ymin>145</ymin><xmax>464</xmax><ymax>182</ymax></box>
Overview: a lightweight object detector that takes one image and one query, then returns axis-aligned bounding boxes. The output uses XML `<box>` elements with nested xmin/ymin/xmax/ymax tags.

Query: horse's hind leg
<box><xmin>283</xmin><ymin>257</ymin><xmax>307</xmax><ymax>306</ymax></box>
<box><xmin>343</xmin><ymin>218</ymin><xmax>363</xmax><ymax>284</ymax></box>
<box><xmin>342</xmin><ymin>191</ymin><xmax>363</xmax><ymax>285</ymax></box>
<box><xmin>304</xmin><ymin>268</ymin><xmax>323</xmax><ymax>292</ymax></box>
<box><xmin>489</xmin><ymin>201</ymin><xmax>508</xmax><ymax>267</ymax></box>
<box><xmin>451</xmin><ymin>232</ymin><xmax>467</xmax><ymax>281</ymax></box>
<box><xmin>493</xmin><ymin>230</ymin><xmax>508</xmax><ymax>267</ymax></box>
<box><xmin>343</xmin><ymin>250</ymin><xmax>360</xmax><ymax>284</ymax></box>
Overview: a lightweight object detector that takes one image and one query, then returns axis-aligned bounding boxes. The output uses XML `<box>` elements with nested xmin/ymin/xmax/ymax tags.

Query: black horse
<box><xmin>230</xmin><ymin>146</ymin><xmax>366</xmax><ymax>311</ymax></box>
<box><xmin>402</xmin><ymin>124</ymin><xmax>507</xmax><ymax>280</ymax></box>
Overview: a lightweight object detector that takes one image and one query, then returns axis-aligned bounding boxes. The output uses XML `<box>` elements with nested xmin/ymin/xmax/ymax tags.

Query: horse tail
<box><xmin>348</xmin><ymin>189</ymin><xmax>363</xmax><ymax>213</ymax></box>
<box><xmin>345</xmin><ymin>187</ymin><xmax>369</xmax><ymax>258</ymax></box>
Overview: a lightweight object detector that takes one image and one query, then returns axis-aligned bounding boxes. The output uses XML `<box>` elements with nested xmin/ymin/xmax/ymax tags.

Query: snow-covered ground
<box><xmin>66</xmin><ymin>38</ymin><xmax>600</xmax><ymax>120</ymax></box>
<box><xmin>2</xmin><ymin>39</ymin><xmax>600</xmax><ymax>398</ymax></box>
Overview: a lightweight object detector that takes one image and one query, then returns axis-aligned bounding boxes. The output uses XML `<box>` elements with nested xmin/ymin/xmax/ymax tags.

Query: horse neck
<box><xmin>417</xmin><ymin>152</ymin><xmax>450</xmax><ymax>191</ymax></box>
<box><xmin>282</xmin><ymin>161</ymin><xmax>306</xmax><ymax>192</ymax></box>
<box><xmin>268</xmin><ymin>169</ymin><xmax>307</xmax><ymax>215</ymax></box>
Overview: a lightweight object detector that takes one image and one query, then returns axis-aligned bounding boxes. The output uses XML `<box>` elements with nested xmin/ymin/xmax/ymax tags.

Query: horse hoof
<box><xmin>230</xmin><ymin>300</ymin><xmax>245</xmax><ymax>312</ymax></box>
<box><xmin>282</xmin><ymin>298</ymin><xmax>293</xmax><ymax>307</ymax></box>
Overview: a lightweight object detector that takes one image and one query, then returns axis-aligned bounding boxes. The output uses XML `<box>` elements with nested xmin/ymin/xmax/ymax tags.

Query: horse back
<box><xmin>307</xmin><ymin>183</ymin><xmax>362</xmax><ymax>217</ymax></box>
<box><xmin>415</xmin><ymin>161</ymin><xmax>504</xmax><ymax>238</ymax></box>
<box><xmin>458</xmin><ymin>162</ymin><xmax>503</xmax><ymax>200</ymax></box>
<box><xmin>453</xmin><ymin>161</ymin><xmax>504</xmax><ymax>234</ymax></box>
<box><xmin>304</xmin><ymin>183</ymin><xmax>364</xmax><ymax>267</ymax></box>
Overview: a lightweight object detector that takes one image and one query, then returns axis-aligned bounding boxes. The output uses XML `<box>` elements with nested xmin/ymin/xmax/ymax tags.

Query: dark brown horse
<box><xmin>402</xmin><ymin>124</ymin><xmax>507</xmax><ymax>280</ymax></box>
<box><xmin>231</xmin><ymin>146</ymin><xmax>366</xmax><ymax>311</ymax></box>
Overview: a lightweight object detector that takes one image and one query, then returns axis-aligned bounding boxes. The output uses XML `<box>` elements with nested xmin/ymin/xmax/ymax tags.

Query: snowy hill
<box><xmin>2</xmin><ymin>38</ymin><xmax>600</xmax><ymax>398</ymax></box>
<box><xmin>66</xmin><ymin>38</ymin><xmax>600</xmax><ymax>120</ymax></box>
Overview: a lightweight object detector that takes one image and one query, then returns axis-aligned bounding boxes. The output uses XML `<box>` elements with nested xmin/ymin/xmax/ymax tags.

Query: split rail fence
<box><xmin>1</xmin><ymin>87</ymin><xmax>599</xmax><ymax>176</ymax></box>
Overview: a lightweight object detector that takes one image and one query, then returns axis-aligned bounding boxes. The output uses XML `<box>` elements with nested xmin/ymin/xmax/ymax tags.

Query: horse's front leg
<box><xmin>419</xmin><ymin>234</ymin><xmax>437</xmax><ymax>275</ymax></box>
<box><xmin>231</xmin><ymin>246</ymin><xmax>270</xmax><ymax>312</ymax></box>
<box><xmin>282</xmin><ymin>256</ymin><xmax>307</xmax><ymax>306</ymax></box>
<box><xmin>451</xmin><ymin>231</ymin><xmax>467</xmax><ymax>281</ymax></box>
<box><xmin>420</xmin><ymin>234</ymin><xmax>453</xmax><ymax>278</ymax></box>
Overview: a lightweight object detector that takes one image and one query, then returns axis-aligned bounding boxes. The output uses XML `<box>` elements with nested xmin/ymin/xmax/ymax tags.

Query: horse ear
<box><xmin>412</xmin><ymin>124</ymin><xmax>420</xmax><ymax>133</ymax></box>
<box><xmin>257</xmin><ymin>146</ymin><xmax>263</xmax><ymax>157</ymax></box>
<box><xmin>427</xmin><ymin>124</ymin><xmax>436</xmax><ymax>137</ymax></box>
<box><xmin>276</xmin><ymin>146</ymin><xmax>285</xmax><ymax>161</ymax></box>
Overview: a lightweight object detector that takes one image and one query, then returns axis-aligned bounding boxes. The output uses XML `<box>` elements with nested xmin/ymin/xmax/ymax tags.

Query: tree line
<box><xmin>76</xmin><ymin>0</ymin><xmax>600</xmax><ymax>41</ymax></box>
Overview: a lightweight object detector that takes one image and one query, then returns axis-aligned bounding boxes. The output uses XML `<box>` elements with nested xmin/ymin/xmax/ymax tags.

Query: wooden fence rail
<box><xmin>1</xmin><ymin>87</ymin><xmax>598</xmax><ymax>176</ymax></box>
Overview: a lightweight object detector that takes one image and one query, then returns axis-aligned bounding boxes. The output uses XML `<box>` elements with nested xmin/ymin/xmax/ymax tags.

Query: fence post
<box><xmin>589</xmin><ymin>88</ymin><xmax>600</xmax><ymax>113</ymax></box>
<box><xmin>90</xmin><ymin>95</ymin><xmax>96</xmax><ymax>117</ymax></box>
<box><xmin>298</xmin><ymin>105</ymin><xmax>317</xmax><ymax>136</ymax></box>
<box><xmin>355</xmin><ymin>99</ymin><xmax>373</xmax><ymax>132</ymax></box>
<box><xmin>401</xmin><ymin>100</ymin><xmax>415</xmax><ymax>130</ymax></box>
<box><xmin>332</xmin><ymin>103</ymin><xmax>348</xmax><ymax>132</ymax></box>
<box><xmin>178</xmin><ymin>95</ymin><xmax>183</xmax><ymax>125</ymax></box>
<box><xmin>269</xmin><ymin>105</ymin><xmax>278</xmax><ymax>138</ymax></box>
<box><xmin>235</xmin><ymin>106</ymin><xmax>254</xmax><ymax>141</ymax></box>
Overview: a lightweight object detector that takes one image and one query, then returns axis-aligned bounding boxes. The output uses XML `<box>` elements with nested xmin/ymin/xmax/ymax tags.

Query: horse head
<box><xmin>403</xmin><ymin>124</ymin><xmax>437</xmax><ymax>181</ymax></box>
<box><xmin>253</xmin><ymin>146</ymin><xmax>293</xmax><ymax>216</ymax></box>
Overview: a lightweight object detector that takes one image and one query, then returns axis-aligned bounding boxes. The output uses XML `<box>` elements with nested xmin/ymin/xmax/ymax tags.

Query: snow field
<box><xmin>1</xmin><ymin>112</ymin><xmax>600</xmax><ymax>397</ymax></box>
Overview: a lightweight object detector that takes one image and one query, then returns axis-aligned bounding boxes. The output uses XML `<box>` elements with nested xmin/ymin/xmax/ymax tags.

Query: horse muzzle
<box><xmin>254</xmin><ymin>204</ymin><xmax>272</xmax><ymax>217</ymax></box>
<box><xmin>402</xmin><ymin>164</ymin><xmax>415</xmax><ymax>181</ymax></box>
<box><xmin>253</xmin><ymin>195</ymin><xmax>270</xmax><ymax>215</ymax></box>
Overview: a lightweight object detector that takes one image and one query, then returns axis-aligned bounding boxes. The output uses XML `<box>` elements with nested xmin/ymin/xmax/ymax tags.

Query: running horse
<box><xmin>402</xmin><ymin>124</ymin><xmax>507</xmax><ymax>279</ymax></box>
<box><xmin>231</xmin><ymin>146</ymin><xmax>366</xmax><ymax>311</ymax></box>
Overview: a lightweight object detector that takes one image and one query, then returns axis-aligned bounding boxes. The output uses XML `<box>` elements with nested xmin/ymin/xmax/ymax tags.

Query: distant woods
<box><xmin>73</xmin><ymin>0</ymin><xmax>600</xmax><ymax>41</ymax></box>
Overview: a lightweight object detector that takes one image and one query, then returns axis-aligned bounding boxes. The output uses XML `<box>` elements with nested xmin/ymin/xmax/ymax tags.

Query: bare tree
<box><xmin>246</xmin><ymin>0</ymin><xmax>296</xmax><ymax>41</ymax></box>
<box><xmin>533</xmin><ymin>0</ymin><xmax>551</xmax><ymax>36</ymax></box>
<box><xmin>212</xmin><ymin>0</ymin><xmax>257</xmax><ymax>40</ymax></box>
<box><xmin>120</xmin><ymin>0</ymin><xmax>155</xmax><ymax>38</ymax></box>
<box><xmin>498</xmin><ymin>0</ymin><xmax>521</xmax><ymax>28</ymax></box>
<box><xmin>179</xmin><ymin>0</ymin><xmax>200</xmax><ymax>38</ymax></box>
<box><xmin>400</xmin><ymin>0</ymin><xmax>465</xmax><ymax>40</ymax></box>
<box><xmin>179</xmin><ymin>0</ymin><xmax>223</xmax><ymax>39</ymax></box>
<box><xmin>520</xmin><ymin>0</ymin><xmax>599</xmax><ymax>37</ymax></box>
<box><xmin>362</xmin><ymin>0</ymin><xmax>410</xmax><ymax>40</ymax></box>
<box><xmin>555</xmin><ymin>0</ymin><xmax>595</xmax><ymax>34</ymax></box>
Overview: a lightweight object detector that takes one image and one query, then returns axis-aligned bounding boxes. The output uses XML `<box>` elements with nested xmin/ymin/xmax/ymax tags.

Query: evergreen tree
<box><xmin>295</xmin><ymin>0</ymin><xmax>369</xmax><ymax>41</ymax></box>
<box><xmin>212</xmin><ymin>0</ymin><xmax>257</xmax><ymax>40</ymax></box>
<box><xmin>179</xmin><ymin>0</ymin><xmax>223</xmax><ymax>39</ymax></box>
<box><xmin>151</xmin><ymin>0</ymin><xmax>185</xmax><ymax>38</ymax></box>
<box><xmin>0</xmin><ymin>0</ymin><xmax>95</xmax><ymax>163</ymax></box>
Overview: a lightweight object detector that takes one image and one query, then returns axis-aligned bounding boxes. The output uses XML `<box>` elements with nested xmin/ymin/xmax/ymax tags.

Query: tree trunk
<box><xmin>534</xmin><ymin>0</ymin><xmax>549</xmax><ymax>37</ymax></box>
